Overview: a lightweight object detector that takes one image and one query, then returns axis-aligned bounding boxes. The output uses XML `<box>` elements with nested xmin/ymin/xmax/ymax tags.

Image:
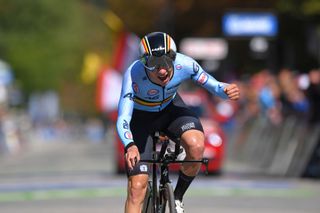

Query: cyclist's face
<box><xmin>148</xmin><ymin>66</ymin><xmax>173</xmax><ymax>86</ymax></box>
<box><xmin>146</xmin><ymin>55</ymin><xmax>173</xmax><ymax>86</ymax></box>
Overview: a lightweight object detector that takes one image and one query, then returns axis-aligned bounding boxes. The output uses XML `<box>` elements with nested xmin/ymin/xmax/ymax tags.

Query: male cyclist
<box><xmin>116</xmin><ymin>32</ymin><xmax>240</xmax><ymax>213</ymax></box>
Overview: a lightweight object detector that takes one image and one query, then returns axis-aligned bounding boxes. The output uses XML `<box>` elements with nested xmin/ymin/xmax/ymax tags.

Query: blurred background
<box><xmin>0</xmin><ymin>0</ymin><xmax>320</xmax><ymax>212</ymax></box>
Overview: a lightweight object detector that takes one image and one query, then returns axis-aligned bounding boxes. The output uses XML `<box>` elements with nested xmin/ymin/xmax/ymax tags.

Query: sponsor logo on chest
<box><xmin>175</xmin><ymin>64</ymin><xmax>183</xmax><ymax>70</ymax></box>
<box><xmin>147</xmin><ymin>89</ymin><xmax>159</xmax><ymax>96</ymax></box>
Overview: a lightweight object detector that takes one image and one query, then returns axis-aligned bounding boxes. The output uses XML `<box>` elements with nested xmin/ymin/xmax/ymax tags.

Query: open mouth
<box><xmin>158</xmin><ymin>73</ymin><xmax>168</xmax><ymax>81</ymax></box>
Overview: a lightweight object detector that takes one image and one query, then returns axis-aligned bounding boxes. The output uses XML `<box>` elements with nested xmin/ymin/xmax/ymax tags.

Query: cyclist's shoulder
<box><xmin>124</xmin><ymin>60</ymin><xmax>145</xmax><ymax>77</ymax></box>
<box><xmin>174</xmin><ymin>53</ymin><xmax>200</xmax><ymax>74</ymax></box>
<box><xmin>128</xmin><ymin>60</ymin><xmax>144</xmax><ymax>72</ymax></box>
<box><xmin>175</xmin><ymin>52</ymin><xmax>196</xmax><ymax>63</ymax></box>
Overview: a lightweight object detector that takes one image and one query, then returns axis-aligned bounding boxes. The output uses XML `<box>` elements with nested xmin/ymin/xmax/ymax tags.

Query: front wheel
<box><xmin>160</xmin><ymin>183</ymin><xmax>175</xmax><ymax>213</ymax></box>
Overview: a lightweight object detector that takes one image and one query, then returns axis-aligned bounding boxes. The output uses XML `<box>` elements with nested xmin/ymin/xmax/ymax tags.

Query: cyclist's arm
<box><xmin>189</xmin><ymin>59</ymin><xmax>229</xmax><ymax>99</ymax></box>
<box><xmin>116</xmin><ymin>66</ymin><xmax>135</xmax><ymax>150</ymax></box>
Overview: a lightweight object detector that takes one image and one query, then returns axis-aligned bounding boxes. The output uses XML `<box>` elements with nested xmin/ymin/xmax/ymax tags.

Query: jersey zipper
<box><xmin>159</xmin><ymin>86</ymin><xmax>166</xmax><ymax>111</ymax></box>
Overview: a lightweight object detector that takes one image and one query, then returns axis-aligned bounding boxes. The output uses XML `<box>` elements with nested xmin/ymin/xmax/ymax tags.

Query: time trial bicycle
<box><xmin>140</xmin><ymin>132</ymin><xmax>209</xmax><ymax>213</ymax></box>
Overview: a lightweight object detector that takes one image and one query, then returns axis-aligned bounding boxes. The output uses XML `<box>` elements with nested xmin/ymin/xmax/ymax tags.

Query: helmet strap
<box><xmin>167</xmin><ymin>50</ymin><xmax>176</xmax><ymax>61</ymax></box>
<box><xmin>140</xmin><ymin>56</ymin><xmax>147</xmax><ymax>65</ymax></box>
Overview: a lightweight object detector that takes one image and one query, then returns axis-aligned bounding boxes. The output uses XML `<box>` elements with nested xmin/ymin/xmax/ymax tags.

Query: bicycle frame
<box><xmin>141</xmin><ymin>132</ymin><xmax>209</xmax><ymax>212</ymax></box>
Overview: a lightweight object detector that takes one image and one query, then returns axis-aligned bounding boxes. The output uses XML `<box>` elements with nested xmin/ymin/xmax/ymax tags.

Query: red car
<box><xmin>114</xmin><ymin>90</ymin><xmax>226</xmax><ymax>175</ymax></box>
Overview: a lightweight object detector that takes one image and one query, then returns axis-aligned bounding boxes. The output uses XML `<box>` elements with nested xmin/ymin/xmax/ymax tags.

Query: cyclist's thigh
<box><xmin>130</xmin><ymin>109</ymin><xmax>157</xmax><ymax>153</ymax></box>
<box><xmin>126</xmin><ymin>110</ymin><xmax>156</xmax><ymax>177</ymax></box>
<box><xmin>164</xmin><ymin>94</ymin><xmax>204</xmax><ymax>140</ymax></box>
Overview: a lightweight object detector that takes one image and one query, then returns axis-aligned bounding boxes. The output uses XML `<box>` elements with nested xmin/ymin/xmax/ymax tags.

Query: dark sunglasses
<box><xmin>144</xmin><ymin>55</ymin><xmax>173</xmax><ymax>72</ymax></box>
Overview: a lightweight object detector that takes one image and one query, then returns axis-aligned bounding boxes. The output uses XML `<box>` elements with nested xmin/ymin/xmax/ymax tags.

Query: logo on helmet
<box><xmin>140</xmin><ymin>32</ymin><xmax>177</xmax><ymax>58</ymax></box>
<box><xmin>152</xmin><ymin>47</ymin><xmax>165</xmax><ymax>52</ymax></box>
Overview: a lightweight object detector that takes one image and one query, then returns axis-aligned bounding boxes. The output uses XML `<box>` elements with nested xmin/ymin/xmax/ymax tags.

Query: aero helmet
<box><xmin>139</xmin><ymin>32</ymin><xmax>177</xmax><ymax>71</ymax></box>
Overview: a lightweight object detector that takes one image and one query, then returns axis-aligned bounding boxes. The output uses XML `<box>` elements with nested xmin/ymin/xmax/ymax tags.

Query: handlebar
<box><xmin>141</xmin><ymin>131</ymin><xmax>211</xmax><ymax>175</ymax></box>
<box><xmin>140</xmin><ymin>157</ymin><xmax>210</xmax><ymax>175</ymax></box>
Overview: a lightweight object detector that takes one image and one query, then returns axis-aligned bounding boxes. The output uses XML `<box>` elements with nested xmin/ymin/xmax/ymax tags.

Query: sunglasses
<box><xmin>143</xmin><ymin>55</ymin><xmax>173</xmax><ymax>72</ymax></box>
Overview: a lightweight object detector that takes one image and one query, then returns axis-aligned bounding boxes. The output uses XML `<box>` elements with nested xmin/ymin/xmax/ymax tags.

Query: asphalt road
<box><xmin>0</xmin><ymin>134</ymin><xmax>319</xmax><ymax>213</ymax></box>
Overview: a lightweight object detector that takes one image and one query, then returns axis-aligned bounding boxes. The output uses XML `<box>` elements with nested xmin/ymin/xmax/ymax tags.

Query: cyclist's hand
<box><xmin>125</xmin><ymin>145</ymin><xmax>140</xmax><ymax>170</ymax></box>
<box><xmin>224</xmin><ymin>83</ymin><xmax>240</xmax><ymax>100</ymax></box>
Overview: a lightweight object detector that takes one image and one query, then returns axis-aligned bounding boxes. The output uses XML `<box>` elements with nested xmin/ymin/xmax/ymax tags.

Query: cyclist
<box><xmin>116</xmin><ymin>32</ymin><xmax>240</xmax><ymax>213</ymax></box>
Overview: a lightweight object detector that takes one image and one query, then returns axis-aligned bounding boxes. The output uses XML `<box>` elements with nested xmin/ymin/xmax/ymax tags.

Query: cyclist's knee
<box><xmin>181</xmin><ymin>130</ymin><xmax>205</xmax><ymax>159</ymax></box>
<box><xmin>188</xmin><ymin>143</ymin><xmax>204</xmax><ymax>159</ymax></box>
<box><xmin>128</xmin><ymin>176</ymin><xmax>148</xmax><ymax>204</ymax></box>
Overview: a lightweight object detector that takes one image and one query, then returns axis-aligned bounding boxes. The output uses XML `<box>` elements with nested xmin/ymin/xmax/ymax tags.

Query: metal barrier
<box><xmin>228</xmin><ymin>114</ymin><xmax>320</xmax><ymax>177</ymax></box>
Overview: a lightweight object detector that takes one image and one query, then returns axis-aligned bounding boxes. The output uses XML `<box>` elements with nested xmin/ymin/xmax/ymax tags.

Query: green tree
<box><xmin>0</xmin><ymin>0</ymin><xmax>110</xmax><ymax>93</ymax></box>
<box><xmin>0</xmin><ymin>0</ymin><xmax>112</xmax><ymax>114</ymax></box>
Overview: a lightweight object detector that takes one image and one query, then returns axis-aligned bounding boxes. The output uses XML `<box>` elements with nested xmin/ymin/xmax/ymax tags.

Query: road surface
<box><xmin>0</xmin><ymin>134</ymin><xmax>319</xmax><ymax>213</ymax></box>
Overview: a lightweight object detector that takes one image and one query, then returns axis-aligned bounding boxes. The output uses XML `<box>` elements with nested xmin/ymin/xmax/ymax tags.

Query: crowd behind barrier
<box><xmin>225</xmin><ymin>68</ymin><xmax>320</xmax><ymax>178</ymax></box>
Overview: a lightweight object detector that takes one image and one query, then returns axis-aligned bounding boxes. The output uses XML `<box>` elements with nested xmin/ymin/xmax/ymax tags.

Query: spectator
<box><xmin>278</xmin><ymin>69</ymin><xmax>309</xmax><ymax>117</ymax></box>
<box><xmin>258</xmin><ymin>71</ymin><xmax>282</xmax><ymax>125</ymax></box>
<box><xmin>307</xmin><ymin>69</ymin><xmax>320</xmax><ymax>124</ymax></box>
